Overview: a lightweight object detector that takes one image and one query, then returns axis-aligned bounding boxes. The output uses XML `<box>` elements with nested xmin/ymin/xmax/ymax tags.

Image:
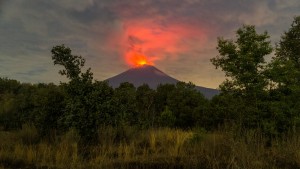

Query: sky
<box><xmin>0</xmin><ymin>0</ymin><xmax>299</xmax><ymax>88</ymax></box>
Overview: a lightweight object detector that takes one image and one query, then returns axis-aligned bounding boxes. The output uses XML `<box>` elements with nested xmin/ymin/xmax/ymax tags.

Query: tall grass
<box><xmin>1</xmin><ymin>125</ymin><xmax>300</xmax><ymax>168</ymax></box>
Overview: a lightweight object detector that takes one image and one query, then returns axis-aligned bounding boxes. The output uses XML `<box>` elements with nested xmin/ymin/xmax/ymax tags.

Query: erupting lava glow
<box><xmin>126</xmin><ymin>51</ymin><xmax>154</xmax><ymax>67</ymax></box>
<box><xmin>113</xmin><ymin>18</ymin><xmax>208</xmax><ymax>68</ymax></box>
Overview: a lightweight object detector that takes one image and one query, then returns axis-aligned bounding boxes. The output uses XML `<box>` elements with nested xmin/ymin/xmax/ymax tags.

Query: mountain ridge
<box><xmin>106</xmin><ymin>65</ymin><xmax>220</xmax><ymax>99</ymax></box>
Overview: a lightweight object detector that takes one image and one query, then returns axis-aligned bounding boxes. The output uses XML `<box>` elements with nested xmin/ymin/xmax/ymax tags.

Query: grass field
<box><xmin>1</xmin><ymin>124</ymin><xmax>300</xmax><ymax>169</ymax></box>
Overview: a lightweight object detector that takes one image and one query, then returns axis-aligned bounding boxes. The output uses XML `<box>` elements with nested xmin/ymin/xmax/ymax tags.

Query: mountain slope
<box><xmin>106</xmin><ymin>65</ymin><xmax>219</xmax><ymax>99</ymax></box>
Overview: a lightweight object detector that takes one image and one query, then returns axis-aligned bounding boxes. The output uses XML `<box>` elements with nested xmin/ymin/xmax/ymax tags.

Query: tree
<box><xmin>0</xmin><ymin>93</ymin><xmax>21</xmax><ymax>130</ymax></box>
<box><xmin>211</xmin><ymin>25</ymin><xmax>272</xmax><ymax>96</ymax></box>
<box><xmin>167</xmin><ymin>82</ymin><xmax>208</xmax><ymax>128</ymax></box>
<box><xmin>154</xmin><ymin>84</ymin><xmax>176</xmax><ymax>114</ymax></box>
<box><xmin>206</xmin><ymin>93</ymin><xmax>241</xmax><ymax>129</ymax></box>
<box><xmin>92</xmin><ymin>81</ymin><xmax>114</xmax><ymax>126</ymax></box>
<box><xmin>276</xmin><ymin>16</ymin><xmax>300</xmax><ymax>69</ymax></box>
<box><xmin>265</xmin><ymin>16</ymin><xmax>300</xmax><ymax>133</ymax></box>
<box><xmin>266</xmin><ymin>16</ymin><xmax>300</xmax><ymax>90</ymax></box>
<box><xmin>51</xmin><ymin>45</ymin><xmax>89</xmax><ymax>80</ymax></box>
<box><xmin>210</xmin><ymin>25</ymin><xmax>273</xmax><ymax>130</ymax></box>
<box><xmin>110</xmin><ymin>82</ymin><xmax>137</xmax><ymax>126</ymax></box>
<box><xmin>0</xmin><ymin>78</ymin><xmax>22</xmax><ymax>130</ymax></box>
<box><xmin>51</xmin><ymin>45</ymin><xmax>98</xmax><ymax>145</ymax></box>
<box><xmin>31</xmin><ymin>84</ymin><xmax>65</xmax><ymax>138</ymax></box>
<box><xmin>136</xmin><ymin>84</ymin><xmax>155</xmax><ymax>127</ymax></box>
<box><xmin>0</xmin><ymin>78</ymin><xmax>21</xmax><ymax>96</ymax></box>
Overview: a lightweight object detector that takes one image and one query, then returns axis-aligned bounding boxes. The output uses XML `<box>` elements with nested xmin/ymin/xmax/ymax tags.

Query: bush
<box><xmin>159</xmin><ymin>106</ymin><xmax>176</xmax><ymax>127</ymax></box>
<box><xmin>17</xmin><ymin>124</ymin><xmax>39</xmax><ymax>145</ymax></box>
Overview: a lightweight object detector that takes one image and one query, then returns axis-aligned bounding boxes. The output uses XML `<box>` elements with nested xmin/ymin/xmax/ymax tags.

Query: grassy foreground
<box><xmin>1</xmin><ymin>125</ymin><xmax>300</xmax><ymax>169</ymax></box>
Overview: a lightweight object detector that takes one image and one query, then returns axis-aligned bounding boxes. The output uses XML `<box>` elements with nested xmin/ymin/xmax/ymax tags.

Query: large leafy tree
<box><xmin>51</xmin><ymin>45</ymin><xmax>91</xmax><ymax>81</ymax></box>
<box><xmin>210</xmin><ymin>25</ymin><xmax>273</xmax><ymax>130</ymax></box>
<box><xmin>267</xmin><ymin>16</ymin><xmax>300</xmax><ymax>90</ymax></box>
<box><xmin>266</xmin><ymin>16</ymin><xmax>300</xmax><ymax>132</ymax></box>
<box><xmin>211</xmin><ymin>25</ymin><xmax>272</xmax><ymax>96</ymax></box>
<box><xmin>51</xmin><ymin>45</ymin><xmax>99</xmax><ymax>144</ymax></box>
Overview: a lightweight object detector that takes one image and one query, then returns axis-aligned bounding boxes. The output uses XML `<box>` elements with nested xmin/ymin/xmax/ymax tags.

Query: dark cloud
<box><xmin>68</xmin><ymin>3</ymin><xmax>117</xmax><ymax>24</ymax></box>
<box><xmin>0</xmin><ymin>0</ymin><xmax>299</xmax><ymax>88</ymax></box>
<box><xmin>16</xmin><ymin>67</ymin><xmax>47</xmax><ymax>76</ymax></box>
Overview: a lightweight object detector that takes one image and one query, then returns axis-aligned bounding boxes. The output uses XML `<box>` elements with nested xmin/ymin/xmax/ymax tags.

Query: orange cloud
<box><xmin>119</xmin><ymin>18</ymin><xmax>207</xmax><ymax>67</ymax></box>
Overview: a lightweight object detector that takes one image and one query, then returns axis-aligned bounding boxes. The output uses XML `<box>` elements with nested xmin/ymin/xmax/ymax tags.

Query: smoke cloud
<box><xmin>0</xmin><ymin>0</ymin><xmax>299</xmax><ymax>87</ymax></box>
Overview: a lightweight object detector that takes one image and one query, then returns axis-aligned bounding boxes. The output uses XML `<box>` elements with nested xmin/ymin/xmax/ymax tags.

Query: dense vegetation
<box><xmin>1</xmin><ymin>16</ymin><xmax>300</xmax><ymax>168</ymax></box>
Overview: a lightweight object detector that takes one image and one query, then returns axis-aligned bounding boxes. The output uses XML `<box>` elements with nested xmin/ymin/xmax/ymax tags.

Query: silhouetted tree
<box><xmin>51</xmin><ymin>44</ymin><xmax>98</xmax><ymax>145</ymax></box>
<box><xmin>136</xmin><ymin>84</ymin><xmax>155</xmax><ymax>127</ymax></box>
<box><xmin>265</xmin><ymin>16</ymin><xmax>300</xmax><ymax>133</ymax></box>
<box><xmin>211</xmin><ymin>25</ymin><xmax>273</xmax><ymax>130</ymax></box>
<box><xmin>111</xmin><ymin>82</ymin><xmax>137</xmax><ymax>126</ymax></box>
<box><xmin>167</xmin><ymin>82</ymin><xmax>208</xmax><ymax>128</ymax></box>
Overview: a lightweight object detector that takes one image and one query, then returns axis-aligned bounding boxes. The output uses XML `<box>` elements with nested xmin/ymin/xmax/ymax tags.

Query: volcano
<box><xmin>106</xmin><ymin>65</ymin><xmax>220</xmax><ymax>99</ymax></box>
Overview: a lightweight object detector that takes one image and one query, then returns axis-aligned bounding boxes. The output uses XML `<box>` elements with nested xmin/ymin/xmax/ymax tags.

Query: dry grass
<box><xmin>1</xmin><ymin>125</ymin><xmax>300</xmax><ymax>169</ymax></box>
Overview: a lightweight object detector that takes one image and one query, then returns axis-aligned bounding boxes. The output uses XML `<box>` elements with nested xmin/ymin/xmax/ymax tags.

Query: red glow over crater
<box><xmin>126</xmin><ymin>51</ymin><xmax>154</xmax><ymax>67</ymax></box>
<box><xmin>114</xmin><ymin>18</ymin><xmax>208</xmax><ymax>68</ymax></box>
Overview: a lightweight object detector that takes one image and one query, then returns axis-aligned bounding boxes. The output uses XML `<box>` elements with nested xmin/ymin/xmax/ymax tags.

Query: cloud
<box><xmin>238</xmin><ymin>2</ymin><xmax>276</xmax><ymax>26</ymax></box>
<box><xmin>16</xmin><ymin>67</ymin><xmax>47</xmax><ymax>76</ymax></box>
<box><xmin>52</xmin><ymin>0</ymin><xmax>95</xmax><ymax>12</ymax></box>
<box><xmin>0</xmin><ymin>0</ymin><xmax>299</xmax><ymax>88</ymax></box>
